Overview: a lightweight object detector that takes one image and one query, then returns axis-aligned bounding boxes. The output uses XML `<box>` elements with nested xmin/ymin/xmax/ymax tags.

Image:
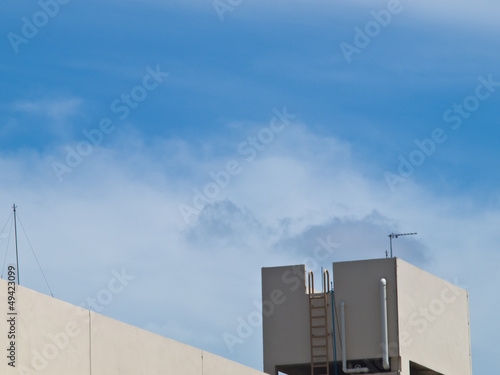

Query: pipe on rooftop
<box><xmin>380</xmin><ymin>278</ymin><xmax>390</xmax><ymax>370</ymax></box>
<box><xmin>340</xmin><ymin>302</ymin><xmax>369</xmax><ymax>373</ymax></box>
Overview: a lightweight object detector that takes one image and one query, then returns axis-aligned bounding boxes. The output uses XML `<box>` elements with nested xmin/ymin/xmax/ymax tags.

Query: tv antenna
<box><xmin>388</xmin><ymin>232</ymin><xmax>417</xmax><ymax>258</ymax></box>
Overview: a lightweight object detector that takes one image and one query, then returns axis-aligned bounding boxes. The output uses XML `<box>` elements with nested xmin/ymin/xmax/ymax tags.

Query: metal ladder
<box><xmin>308</xmin><ymin>270</ymin><xmax>330</xmax><ymax>375</ymax></box>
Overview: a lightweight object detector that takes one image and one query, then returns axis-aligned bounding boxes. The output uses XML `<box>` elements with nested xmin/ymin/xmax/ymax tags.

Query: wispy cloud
<box><xmin>12</xmin><ymin>98</ymin><xmax>83</xmax><ymax>122</ymax></box>
<box><xmin>9</xmin><ymin>98</ymin><xmax>84</xmax><ymax>140</ymax></box>
<box><xmin>1</xmin><ymin>121</ymin><xmax>496</xmax><ymax>367</ymax></box>
<box><xmin>1</xmin><ymin>1</ymin><xmax>498</xmax><ymax>371</ymax></box>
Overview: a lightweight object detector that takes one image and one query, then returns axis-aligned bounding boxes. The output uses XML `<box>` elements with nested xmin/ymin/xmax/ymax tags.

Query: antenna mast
<box><xmin>13</xmin><ymin>204</ymin><xmax>20</xmax><ymax>285</ymax></box>
<box><xmin>388</xmin><ymin>232</ymin><xmax>417</xmax><ymax>258</ymax></box>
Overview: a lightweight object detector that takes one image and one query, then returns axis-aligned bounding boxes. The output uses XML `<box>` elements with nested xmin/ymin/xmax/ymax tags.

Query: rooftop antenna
<box><xmin>388</xmin><ymin>232</ymin><xmax>417</xmax><ymax>258</ymax></box>
<box><xmin>13</xmin><ymin>204</ymin><xmax>20</xmax><ymax>284</ymax></box>
<box><xmin>4</xmin><ymin>204</ymin><xmax>54</xmax><ymax>296</ymax></box>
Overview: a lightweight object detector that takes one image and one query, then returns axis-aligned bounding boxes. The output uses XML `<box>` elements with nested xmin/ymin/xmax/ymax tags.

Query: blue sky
<box><xmin>1</xmin><ymin>0</ymin><xmax>499</xmax><ymax>372</ymax></box>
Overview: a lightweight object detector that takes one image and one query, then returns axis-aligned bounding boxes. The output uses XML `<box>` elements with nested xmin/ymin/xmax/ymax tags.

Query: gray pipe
<box><xmin>340</xmin><ymin>302</ymin><xmax>369</xmax><ymax>373</ymax></box>
<box><xmin>380</xmin><ymin>278</ymin><xmax>390</xmax><ymax>370</ymax></box>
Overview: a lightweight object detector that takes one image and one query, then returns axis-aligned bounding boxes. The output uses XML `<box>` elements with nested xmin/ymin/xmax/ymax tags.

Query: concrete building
<box><xmin>0</xmin><ymin>277</ymin><xmax>266</xmax><ymax>375</ymax></box>
<box><xmin>262</xmin><ymin>258</ymin><xmax>472</xmax><ymax>375</ymax></box>
<box><xmin>0</xmin><ymin>257</ymin><xmax>472</xmax><ymax>375</ymax></box>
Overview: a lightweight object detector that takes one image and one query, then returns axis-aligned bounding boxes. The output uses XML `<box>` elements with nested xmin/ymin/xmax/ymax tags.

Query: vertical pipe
<box><xmin>340</xmin><ymin>302</ymin><xmax>347</xmax><ymax>370</ymax></box>
<box><xmin>340</xmin><ymin>302</ymin><xmax>369</xmax><ymax>373</ymax></box>
<box><xmin>331</xmin><ymin>287</ymin><xmax>337</xmax><ymax>375</ymax></box>
<box><xmin>321</xmin><ymin>267</ymin><xmax>324</xmax><ymax>293</ymax></box>
<box><xmin>389</xmin><ymin>235</ymin><xmax>393</xmax><ymax>258</ymax></box>
<box><xmin>380</xmin><ymin>278</ymin><xmax>390</xmax><ymax>370</ymax></box>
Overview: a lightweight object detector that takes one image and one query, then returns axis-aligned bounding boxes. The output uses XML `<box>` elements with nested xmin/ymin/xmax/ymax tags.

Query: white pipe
<box><xmin>380</xmin><ymin>278</ymin><xmax>390</xmax><ymax>370</ymax></box>
<box><xmin>340</xmin><ymin>302</ymin><xmax>370</xmax><ymax>373</ymax></box>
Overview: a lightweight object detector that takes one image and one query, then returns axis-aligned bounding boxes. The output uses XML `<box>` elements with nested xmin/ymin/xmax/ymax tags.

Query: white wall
<box><xmin>262</xmin><ymin>265</ymin><xmax>311</xmax><ymax>374</ymax></box>
<box><xmin>333</xmin><ymin>258</ymin><xmax>399</xmax><ymax>364</ymax></box>
<box><xmin>396</xmin><ymin>259</ymin><xmax>472</xmax><ymax>375</ymax></box>
<box><xmin>0</xmin><ymin>278</ymin><xmax>265</xmax><ymax>375</ymax></box>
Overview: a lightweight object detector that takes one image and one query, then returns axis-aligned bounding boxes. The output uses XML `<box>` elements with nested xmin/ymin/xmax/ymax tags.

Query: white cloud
<box><xmin>0</xmin><ymin>122</ymin><xmax>497</xmax><ymax>370</ymax></box>
<box><xmin>140</xmin><ymin>0</ymin><xmax>500</xmax><ymax>30</ymax></box>
<box><xmin>10</xmin><ymin>98</ymin><xmax>84</xmax><ymax>138</ymax></box>
<box><xmin>12</xmin><ymin>98</ymin><xmax>83</xmax><ymax>122</ymax></box>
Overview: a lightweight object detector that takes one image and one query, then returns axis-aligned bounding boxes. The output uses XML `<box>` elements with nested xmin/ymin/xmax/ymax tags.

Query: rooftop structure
<box><xmin>0</xmin><ymin>257</ymin><xmax>472</xmax><ymax>375</ymax></box>
<box><xmin>262</xmin><ymin>258</ymin><xmax>472</xmax><ymax>375</ymax></box>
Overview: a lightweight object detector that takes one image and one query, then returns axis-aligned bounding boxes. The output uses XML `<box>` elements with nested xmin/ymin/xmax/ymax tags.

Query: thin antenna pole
<box><xmin>13</xmin><ymin>204</ymin><xmax>20</xmax><ymax>285</ymax></box>
<box><xmin>388</xmin><ymin>232</ymin><xmax>417</xmax><ymax>258</ymax></box>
